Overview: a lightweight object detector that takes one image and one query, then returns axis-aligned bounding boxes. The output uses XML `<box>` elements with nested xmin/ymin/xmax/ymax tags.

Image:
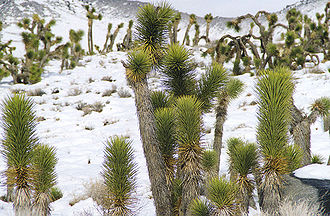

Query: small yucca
<box><xmin>190</xmin><ymin>198</ymin><xmax>211</xmax><ymax>216</ymax></box>
<box><xmin>150</xmin><ymin>90</ymin><xmax>173</xmax><ymax>111</ymax></box>
<box><xmin>175</xmin><ymin>95</ymin><xmax>203</xmax><ymax>215</ymax></box>
<box><xmin>255</xmin><ymin>67</ymin><xmax>295</xmax><ymax>213</ymax></box>
<box><xmin>202</xmin><ymin>150</ymin><xmax>218</xmax><ymax>178</ymax></box>
<box><xmin>1</xmin><ymin>94</ymin><xmax>38</xmax><ymax>214</ymax></box>
<box><xmin>227</xmin><ymin>137</ymin><xmax>258</xmax><ymax>214</ymax></box>
<box><xmin>102</xmin><ymin>136</ymin><xmax>137</xmax><ymax>215</ymax></box>
<box><xmin>32</xmin><ymin>144</ymin><xmax>58</xmax><ymax>216</ymax></box>
<box><xmin>206</xmin><ymin>177</ymin><xmax>240</xmax><ymax>216</ymax></box>
<box><xmin>154</xmin><ymin>107</ymin><xmax>177</xmax><ymax>185</ymax></box>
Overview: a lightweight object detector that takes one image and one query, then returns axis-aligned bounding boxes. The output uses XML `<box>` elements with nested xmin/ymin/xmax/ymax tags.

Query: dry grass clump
<box><xmin>118</xmin><ymin>88</ymin><xmax>132</xmax><ymax>98</ymax></box>
<box><xmin>259</xmin><ymin>199</ymin><xmax>323</xmax><ymax>216</ymax></box>
<box><xmin>27</xmin><ymin>88</ymin><xmax>46</xmax><ymax>96</ymax></box>
<box><xmin>76</xmin><ymin>101</ymin><xmax>105</xmax><ymax>116</ymax></box>
<box><xmin>101</xmin><ymin>76</ymin><xmax>115</xmax><ymax>82</ymax></box>
<box><xmin>102</xmin><ymin>85</ymin><xmax>117</xmax><ymax>97</ymax></box>
<box><xmin>68</xmin><ymin>88</ymin><xmax>82</xmax><ymax>96</ymax></box>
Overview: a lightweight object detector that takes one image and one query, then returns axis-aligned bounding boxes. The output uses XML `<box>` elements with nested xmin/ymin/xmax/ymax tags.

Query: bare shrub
<box><xmin>102</xmin><ymin>85</ymin><xmax>117</xmax><ymax>97</ymax></box>
<box><xmin>259</xmin><ymin>199</ymin><xmax>322</xmax><ymax>216</ymax></box>
<box><xmin>68</xmin><ymin>88</ymin><xmax>82</xmax><ymax>96</ymax></box>
<box><xmin>101</xmin><ymin>76</ymin><xmax>114</xmax><ymax>82</ymax></box>
<box><xmin>27</xmin><ymin>88</ymin><xmax>46</xmax><ymax>96</ymax></box>
<box><xmin>10</xmin><ymin>88</ymin><xmax>25</xmax><ymax>94</ymax></box>
<box><xmin>307</xmin><ymin>66</ymin><xmax>326</xmax><ymax>74</ymax></box>
<box><xmin>118</xmin><ymin>88</ymin><xmax>132</xmax><ymax>98</ymax></box>
<box><xmin>88</xmin><ymin>78</ymin><xmax>95</xmax><ymax>83</ymax></box>
<box><xmin>91</xmin><ymin>101</ymin><xmax>104</xmax><ymax>113</ymax></box>
<box><xmin>76</xmin><ymin>102</ymin><xmax>88</xmax><ymax>111</ymax></box>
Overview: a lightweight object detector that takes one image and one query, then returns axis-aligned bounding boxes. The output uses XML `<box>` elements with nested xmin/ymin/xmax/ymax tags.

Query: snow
<box><xmin>0</xmin><ymin>0</ymin><xmax>329</xmax><ymax>215</ymax></box>
<box><xmin>294</xmin><ymin>164</ymin><xmax>330</xmax><ymax>180</ymax></box>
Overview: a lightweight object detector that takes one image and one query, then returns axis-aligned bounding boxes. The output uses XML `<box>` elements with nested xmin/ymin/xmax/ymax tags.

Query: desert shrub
<box><xmin>118</xmin><ymin>88</ymin><xmax>132</xmax><ymax>98</ymax></box>
<box><xmin>68</xmin><ymin>88</ymin><xmax>82</xmax><ymax>96</ymax></box>
<box><xmin>27</xmin><ymin>88</ymin><xmax>46</xmax><ymax>96</ymax></box>
<box><xmin>50</xmin><ymin>186</ymin><xmax>63</xmax><ymax>201</ymax></box>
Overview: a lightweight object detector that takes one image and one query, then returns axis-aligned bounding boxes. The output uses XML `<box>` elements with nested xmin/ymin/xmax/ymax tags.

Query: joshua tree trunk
<box><xmin>14</xmin><ymin>188</ymin><xmax>32</xmax><ymax>216</ymax></box>
<box><xmin>205</xmin><ymin>22</ymin><xmax>211</xmax><ymax>43</ymax></box>
<box><xmin>182</xmin><ymin>23</ymin><xmax>193</xmax><ymax>45</ymax></box>
<box><xmin>87</xmin><ymin>19</ymin><xmax>93</xmax><ymax>54</ymax></box>
<box><xmin>102</xmin><ymin>24</ymin><xmax>112</xmax><ymax>54</ymax></box>
<box><xmin>213</xmin><ymin>95</ymin><xmax>229</xmax><ymax>174</ymax></box>
<box><xmin>33</xmin><ymin>193</ymin><xmax>51</xmax><ymax>216</ymax></box>
<box><xmin>290</xmin><ymin>103</ymin><xmax>319</xmax><ymax>166</ymax></box>
<box><xmin>130</xmin><ymin>77</ymin><xmax>172</xmax><ymax>216</ymax></box>
<box><xmin>173</xmin><ymin>22</ymin><xmax>179</xmax><ymax>43</ymax></box>
<box><xmin>108</xmin><ymin>26</ymin><xmax>121</xmax><ymax>52</ymax></box>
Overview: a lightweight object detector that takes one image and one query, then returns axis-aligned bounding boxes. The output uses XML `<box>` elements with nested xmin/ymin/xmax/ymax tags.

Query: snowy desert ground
<box><xmin>0</xmin><ymin>0</ymin><xmax>329</xmax><ymax>215</ymax></box>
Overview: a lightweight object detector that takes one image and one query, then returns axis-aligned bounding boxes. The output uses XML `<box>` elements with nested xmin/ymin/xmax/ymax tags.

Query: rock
<box><xmin>281</xmin><ymin>174</ymin><xmax>330</xmax><ymax>214</ymax></box>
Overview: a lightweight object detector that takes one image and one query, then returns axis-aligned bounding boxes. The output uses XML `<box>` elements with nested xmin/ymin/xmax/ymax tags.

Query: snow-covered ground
<box><xmin>0</xmin><ymin>0</ymin><xmax>329</xmax><ymax>215</ymax></box>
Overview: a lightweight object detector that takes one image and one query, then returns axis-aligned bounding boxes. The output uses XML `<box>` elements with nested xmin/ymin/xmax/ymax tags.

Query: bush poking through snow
<box><xmin>50</xmin><ymin>187</ymin><xmax>63</xmax><ymax>202</ymax></box>
<box><xmin>311</xmin><ymin>154</ymin><xmax>325</xmax><ymax>164</ymax></box>
<box><xmin>68</xmin><ymin>88</ymin><xmax>82</xmax><ymax>96</ymax></box>
<box><xmin>102</xmin><ymin>136</ymin><xmax>137</xmax><ymax>215</ymax></box>
<box><xmin>27</xmin><ymin>88</ymin><xmax>46</xmax><ymax>96</ymax></box>
<box><xmin>118</xmin><ymin>88</ymin><xmax>132</xmax><ymax>98</ymax></box>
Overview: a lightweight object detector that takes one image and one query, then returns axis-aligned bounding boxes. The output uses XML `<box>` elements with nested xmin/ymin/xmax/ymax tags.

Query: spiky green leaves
<box><xmin>126</xmin><ymin>49</ymin><xmax>152</xmax><ymax>83</ymax></box>
<box><xmin>1</xmin><ymin>94</ymin><xmax>38</xmax><ymax>172</ymax></box>
<box><xmin>202</xmin><ymin>150</ymin><xmax>217</xmax><ymax>175</ymax></box>
<box><xmin>206</xmin><ymin>177</ymin><xmax>239</xmax><ymax>215</ymax></box>
<box><xmin>155</xmin><ymin>108</ymin><xmax>176</xmax><ymax>184</ymax></box>
<box><xmin>311</xmin><ymin>97</ymin><xmax>330</xmax><ymax>117</ymax></box>
<box><xmin>197</xmin><ymin>62</ymin><xmax>228</xmax><ymax>111</ymax></box>
<box><xmin>150</xmin><ymin>90</ymin><xmax>173</xmax><ymax>111</ymax></box>
<box><xmin>227</xmin><ymin>138</ymin><xmax>258</xmax><ymax>178</ymax></box>
<box><xmin>191</xmin><ymin>199</ymin><xmax>211</xmax><ymax>216</ymax></box>
<box><xmin>223</xmin><ymin>78</ymin><xmax>244</xmax><ymax>100</ymax></box>
<box><xmin>102</xmin><ymin>136</ymin><xmax>137</xmax><ymax>215</ymax></box>
<box><xmin>32</xmin><ymin>144</ymin><xmax>57</xmax><ymax>216</ymax></box>
<box><xmin>32</xmin><ymin>145</ymin><xmax>57</xmax><ymax>194</ymax></box>
<box><xmin>256</xmin><ymin>67</ymin><xmax>294</xmax><ymax>158</ymax></box>
<box><xmin>135</xmin><ymin>2</ymin><xmax>174</xmax><ymax>63</ymax></box>
<box><xmin>161</xmin><ymin>43</ymin><xmax>196</xmax><ymax>96</ymax></box>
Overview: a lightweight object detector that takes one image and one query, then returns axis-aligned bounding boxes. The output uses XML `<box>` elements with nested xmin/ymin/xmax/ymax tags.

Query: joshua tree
<box><xmin>32</xmin><ymin>145</ymin><xmax>58</xmax><ymax>216</ymax></box>
<box><xmin>192</xmin><ymin>23</ymin><xmax>200</xmax><ymax>46</ymax></box>
<box><xmin>108</xmin><ymin>23</ymin><xmax>124</xmax><ymax>52</ymax></box>
<box><xmin>226</xmin><ymin>11</ymin><xmax>288</xmax><ymax>70</ymax></box>
<box><xmin>255</xmin><ymin>67</ymin><xmax>297</xmax><ymax>213</ymax></box>
<box><xmin>135</xmin><ymin>2</ymin><xmax>174</xmax><ymax>64</ymax></box>
<box><xmin>175</xmin><ymin>95</ymin><xmax>203</xmax><ymax>216</ymax></box>
<box><xmin>102</xmin><ymin>136</ymin><xmax>137</xmax><ymax>215</ymax></box>
<box><xmin>227</xmin><ymin>138</ymin><xmax>258</xmax><ymax>214</ymax></box>
<box><xmin>122</xmin><ymin>49</ymin><xmax>172</xmax><ymax>216</ymax></box>
<box><xmin>191</xmin><ymin>177</ymin><xmax>240</xmax><ymax>216</ymax></box>
<box><xmin>182</xmin><ymin>14</ymin><xmax>196</xmax><ymax>46</ymax></box>
<box><xmin>1</xmin><ymin>94</ymin><xmax>38</xmax><ymax>215</ymax></box>
<box><xmin>85</xmin><ymin>5</ymin><xmax>102</xmax><ymax>55</ymax></box>
<box><xmin>172</xmin><ymin>12</ymin><xmax>181</xmax><ymax>44</ymax></box>
<box><xmin>213</xmin><ymin>78</ymin><xmax>244</xmax><ymax>174</ymax></box>
<box><xmin>290</xmin><ymin>97</ymin><xmax>330</xmax><ymax>166</ymax></box>
<box><xmin>122</xmin><ymin>20</ymin><xmax>134</xmax><ymax>51</ymax></box>
<box><xmin>101</xmin><ymin>23</ymin><xmax>112</xmax><ymax>54</ymax></box>
<box><xmin>204</xmin><ymin>13</ymin><xmax>213</xmax><ymax>44</ymax></box>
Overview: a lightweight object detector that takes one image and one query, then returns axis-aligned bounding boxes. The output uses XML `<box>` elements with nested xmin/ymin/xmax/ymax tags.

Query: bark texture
<box><xmin>131</xmin><ymin>78</ymin><xmax>172</xmax><ymax>216</ymax></box>
<box><xmin>213</xmin><ymin>95</ymin><xmax>229</xmax><ymax>174</ymax></box>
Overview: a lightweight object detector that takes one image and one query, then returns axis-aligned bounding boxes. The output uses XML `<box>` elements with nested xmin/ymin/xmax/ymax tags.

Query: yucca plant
<box><xmin>135</xmin><ymin>2</ymin><xmax>174</xmax><ymax>63</ymax></box>
<box><xmin>213</xmin><ymin>78</ymin><xmax>244</xmax><ymax>174</ymax></box>
<box><xmin>1</xmin><ymin>94</ymin><xmax>38</xmax><ymax>215</ymax></box>
<box><xmin>311</xmin><ymin>154</ymin><xmax>325</xmax><ymax>164</ymax></box>
<box><xmin>190</xmin><ymin>198</ymin><xmax>211</xmax><ymax>216</ymax></box>
<box><xmin>154</xmin><ymin>107</ymin><xmax>177</xmax><ymax>185</ymax></box>
<box><xmin>227</xmin><ymin>137</ymin><xmax>258</xmax><ymax>214</ymax></box>
<box><xmin>206</xmin><ymin>177</ymin><xmax>240</xmax><ymax>216</ymax></box>
<box><xmin>196</xmin><ymin>62</ymin><xmax>228</xmax><ymax>112</ymax></box>
<box><xmin>123</xmin><ymin>49</ymin><xmax>172</xmax><ymax>216</ymax></box>
<box><xmin>161</xmin><ymin>43</ymin><xmax>197</xmax><ymax>97</ymax></box>
<box><xmin>102</xmin><ymin>136</ymin><xmax>137</xmax><ymax>215</ymax></box>
<box><xmin>182</xmin><ymin>14</ymin><xmax>196</xmax><ymax>45</ymax></box>
<box><xmin>32</xmin><ymin>144</ymin><xmax>58</xmax><ymax>216</ymax></box>
<box><xmin>256</xmin><ymin>67</ymin><xmax>294</xmax><ymax>213</ymax></box>
<box><xmin>175</xmin><ymin>95</ymin><xmax>203</xmax><ymax>216</ymax></box>
<box><xmin>150</xmin><ymin>90</ymin><xmax>173</xmax><ymax>111</ymax></box>
<box><xmin>201</xmin><ymin>150</ymin><xmax>218</xmax><ymax>179</ymax></box>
